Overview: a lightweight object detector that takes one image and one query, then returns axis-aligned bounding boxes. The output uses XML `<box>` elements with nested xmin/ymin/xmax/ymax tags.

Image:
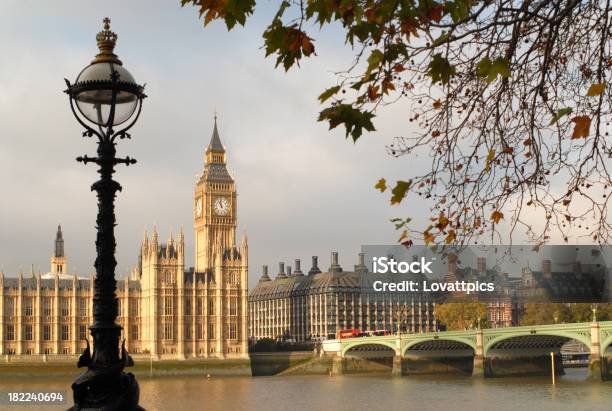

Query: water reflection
<box><xmin>0</xmin><ymin>369</ymin><xmax>609</xmax><ymax>411</ymax></box>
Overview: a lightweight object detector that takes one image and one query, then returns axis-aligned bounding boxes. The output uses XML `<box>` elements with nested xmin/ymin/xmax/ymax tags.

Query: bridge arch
<box><xmin>342</xmin><ymin>341</ymin><xmax>396</xmax><ymax>357</ymax></box>
<box><xmin>602</xmin><ymin>334</ymin><xmax>612</xmax><ymax>354</ymax></box>
<box><xmin>483</xmin><ymin>330</ymin><xmax>591</xmax><ymax>356</ymax></box>
<box><xmin>402</xmin><ymin>336</ymin><xmax>476</xmax><ymax>356</ymax></box>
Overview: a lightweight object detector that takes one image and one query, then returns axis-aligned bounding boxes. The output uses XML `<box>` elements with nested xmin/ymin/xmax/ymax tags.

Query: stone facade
<box><xmin>0</xmin><ymin>119</ymin><xmax>249</xmax><ymax>359</ymax></box>
<box><xmin>248</xmin><ymin>252</ymin><xmax>436</xmax><ymax>342</ymax></box>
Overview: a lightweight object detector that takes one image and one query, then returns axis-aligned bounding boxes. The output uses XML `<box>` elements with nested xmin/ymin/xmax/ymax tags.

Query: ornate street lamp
<box><xmin>64</xmin><ymin>18</ymin><xmax>146</xmax><ymax>411</ymax></box>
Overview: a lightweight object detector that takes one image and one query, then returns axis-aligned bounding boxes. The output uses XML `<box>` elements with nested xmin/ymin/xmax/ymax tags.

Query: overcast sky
<box><xmin>0</xmin><ymin>1</ymin><xmax>567</xmax><ymax>289</ymax></box>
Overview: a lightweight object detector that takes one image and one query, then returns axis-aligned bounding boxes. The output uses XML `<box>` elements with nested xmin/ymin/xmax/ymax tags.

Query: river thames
<box><xmin>1</xmin><ymin>369</ymin><xmax>610</xmax><ymax>411</ymax></box>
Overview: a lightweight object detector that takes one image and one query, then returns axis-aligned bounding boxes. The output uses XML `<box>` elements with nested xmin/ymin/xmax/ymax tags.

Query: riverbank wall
<box><xmin>0</xmin><ymin>355</ymin><xmax>252</xmax><ymax>379</ymax></box>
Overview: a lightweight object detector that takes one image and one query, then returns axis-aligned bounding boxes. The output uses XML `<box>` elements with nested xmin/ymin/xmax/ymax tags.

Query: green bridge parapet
<box><xmin>321</xmin><ymin>321</ymin><xmax>612</xmax><ymax>380</ymax></box>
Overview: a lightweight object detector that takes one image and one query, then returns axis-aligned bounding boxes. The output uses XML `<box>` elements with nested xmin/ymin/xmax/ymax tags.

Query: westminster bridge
<box><xmin>320</xmin><ymin>321</ymin><xmax>612</xmax><ymax>380</ymax></box>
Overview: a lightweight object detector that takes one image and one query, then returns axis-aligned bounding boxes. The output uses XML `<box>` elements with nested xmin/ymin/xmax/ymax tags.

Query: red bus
<box><xmin>338</xmin><ymin>329</ymin><xmax>362</xmax><ymax>339</ymax></box>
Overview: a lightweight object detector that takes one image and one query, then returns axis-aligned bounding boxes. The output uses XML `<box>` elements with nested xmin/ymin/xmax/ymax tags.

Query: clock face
<box><xmin>195</xmin><ymin>197</ymin><xmax>203</xmax><ymax>218</ymax></box>
<box><xmin>213</xmin><ymin>197</ymin><xmax>230</xmax><ymax>216</ymax></box>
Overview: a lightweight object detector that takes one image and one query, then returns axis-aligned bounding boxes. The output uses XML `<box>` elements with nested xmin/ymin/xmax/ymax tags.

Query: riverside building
<box><xmin>0</xmin><ymin>119</ymin><xmax>249</xmax><ymax>359</ymax></box>
<box><xmin>248</xmin><ymin>252</ymin><xmax>437</xmax><ymax>342</ymax></box>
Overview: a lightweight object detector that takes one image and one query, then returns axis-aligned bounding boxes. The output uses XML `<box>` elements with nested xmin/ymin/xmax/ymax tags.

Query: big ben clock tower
<box><xmin>194</xmin><ymin>116</ymin><xmax>238</xmax><ymax>271</ymax></box>
<box><xmin>192</xmin><ymin>116</ymin><xmax>248</xmax><ymax>359</ymax></box>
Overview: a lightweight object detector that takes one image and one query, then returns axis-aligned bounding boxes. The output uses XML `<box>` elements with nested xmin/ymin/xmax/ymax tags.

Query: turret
<box><xmin>293</xmin><ymin>259</ymin><xmax>304</xmax><ymax>276</ymax></box>
<box><xmin>241</xmin><ymin>232</ymin><xmax>248</xmax><ymax>263</ymax></box>
<box><xmin>142</xmin><ymin>228</ymin><xmax>149</xmax><ymax>252</ymax></box>
<box><xmin>329</xmin><ymin>251</ymin><xmax>342</xmax><ymax>273</ymax></box>
<box><xmin>276</xmin><ymin>262</ymin><xmax>287</xmax><ymax>279</ymax></box>
<box><xmin>354</xmin><ymin>252</ymin><xmax>368</xmax><ymax>274</ymax></box>
<box><xmin>151</xmin><ymin>226</ymin><xmax>159</xmax><ymax>261</ymax></box>
<box><xmin>308</xmin><ymin>256</ymin><xmax>321</xmax><ymax>276</ymax></box>
<box><xmin>259</xmin><ymin>265</ymin><xmax>271</xmax><ymax>282</ymax></box>
<box><xmin>51</xmin><ymin>225</ymin><xmax>68</xmax><ymax>275</ymax></box>
<box><xmin>55</xmin><ymin>225</ymin><xmax>64</xmax><ymax>257</ymax></box>
<box><xmin>177</xmin><ymin>226</ymin><xmax>185</xmax><ymax>256</ymax></box>
<box><xmin>165</xmin><ymin>231</ymin><xmax>175</xmax><ymax>259</ymax></box>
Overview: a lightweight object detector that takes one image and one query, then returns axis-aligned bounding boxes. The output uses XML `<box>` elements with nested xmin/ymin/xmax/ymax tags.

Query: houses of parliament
<box><xmin>0</xmin><ymin>119</ymin><xmax>249</xmax><ymax>359</ymax></box>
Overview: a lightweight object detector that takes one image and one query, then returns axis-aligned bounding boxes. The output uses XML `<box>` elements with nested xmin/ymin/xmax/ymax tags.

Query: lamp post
<box><xmin>64</xmin><ymin>18</ymin><xmax>146</xmax><ymax>411</ymax></box>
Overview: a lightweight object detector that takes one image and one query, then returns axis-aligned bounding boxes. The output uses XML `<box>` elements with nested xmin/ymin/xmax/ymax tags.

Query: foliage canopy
<box><xmin>182</xmin><ymin>0</ymin><xmax>611</xmax><ymax>246</ymax></box>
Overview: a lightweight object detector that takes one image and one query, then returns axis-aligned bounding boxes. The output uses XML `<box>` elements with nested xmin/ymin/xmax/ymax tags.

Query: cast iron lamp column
<box><xmin>64</xmin><ymin>18</ymin><xmax>146</xmax><ymax>411</ymax></box>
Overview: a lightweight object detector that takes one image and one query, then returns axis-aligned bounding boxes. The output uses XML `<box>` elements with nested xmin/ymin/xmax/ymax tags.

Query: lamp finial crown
<box><xmin>93</xmin><ymin>17</ymin><xmax>122</xmax><ymax>65</ymax></box>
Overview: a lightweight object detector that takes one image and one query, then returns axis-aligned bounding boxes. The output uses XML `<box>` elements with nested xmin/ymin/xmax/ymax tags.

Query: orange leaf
<box><xmin>445</xmin><ymin>230</ymin><xmax>456</xmax><ymax>244</ymax></box>
<box><xmin>301</xmin><ymin>36</ymin><xmax>315</xmax><ymax>55</ymax></box>
<box><xmin>432</xmin><ymin>130</ymin><xmax>441</xmax><ymax>137</ymax></box>
<box><xmin>436</xmin><ymin>214</ymin><xmax>449</xmax><ymax>230</ymax></box>
<box><xmin>381</xmin><ymin>79</ymin><xmax>396</xmax><ymax>94</ymax></box>
<box><xmin>587</xmin><ymin>82</ymin><xmax>606</xmax><ymax>97</ymax></box>
<box><xmin>432</xmin><ymin>99</ymin><xmax>442</xmax><ymax>109</ymax></box>
<box><xmin>502</xmin><ymin>147</ymin><xmax>514</xmax><ymax>154</ymax></box>
<box><xmin>428</xmin><ymin>5</ymin><xmax>444</xmax><ymax>23</ymax></box>
<box><xmin>368</xmin><ymin>85</ymin><xmax>380</xmax><ymax>101</ymax></box>
<box><xmin>571</xmin><ymin>116</ymin><xmax>591</xmax><ymax>139</ymax></box>
<box><xmin>491</xmin><ymin>210</ymin><xmax>504</xmax><ymax>224</ymax></box>
<box><xmin>424</xmin><ymin>231</ymin><xmax>435</xmax><ymax>245</ymax></box>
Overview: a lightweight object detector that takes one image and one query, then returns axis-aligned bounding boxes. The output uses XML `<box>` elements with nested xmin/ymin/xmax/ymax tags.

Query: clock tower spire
<box><xmin>194</xmin><ymin>116</ymin><xmax>237</xmax><ymax>271</ymax></box>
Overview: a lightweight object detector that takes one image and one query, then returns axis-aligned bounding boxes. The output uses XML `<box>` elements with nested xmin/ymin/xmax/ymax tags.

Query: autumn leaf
<box><xmin>571</xmin><ymin>116</ymin><xmax>591</xmax><ymax>139</ymax></box>
<box><xmin>390</xmin><ymin>180</ymin><xmax>412</xmax><ymax>205</ymax></box>
<box><xmin>549</xmin><ymin>107</ymin><xmax>573</xmax><ymax>125</ymax></box>
<box><xmin>502</xmin><ymin>147</ymin><xmax>514</xmax><ymax>154</ymax></box>
<box><xmin>587</xmin><ymin>82</ymin><xmax>606</xmax><ymax>97</ymax></box>
<box><xmin>392</xmin><ymin>64</ymin><xmax>405</xmax><ymax>73</ymax></box>
<box><xmin>368</xmin><ymin>84</ymin><xmax>380</xmax><ymax>101</ymax></box>
<box><xmin>318</xmin><ymin>104</ymin><xmax>376</xmax><ymax>141</ymax></box>
<box><xmin>428</xmin><ymin>54</ymin><xmax>456</xmax><ymax>85</ymax></box>
<box><xmin>318</xmin><ymin>85</ymin><xmax>341</xmax><ymax>103</ymax></box>
<box><xmin>428</xmin><ymin>4</ymin><xmax>444</xmax><ymax>23</ymax></box>
<box><xmin>366</xmin><ymin>49</ymin><xmax>384</xmax><ymax>75</ymax></box>
<box><xmin>374</xmin><ymin>178</ymin><xmax>387</xmax><ymax>192</ymax></box>
<box><xmin>432</xmin><ymin>130</ymin><xmax>441</xmax><ymax>137</ymax></box>
<box><xmin>401</xmin><ymin>238</ymin><xmax>414</xmax><ymax>248</ymax></box>
<box><xmin>436</xmin><ymin>214</ymin><xmax>450</xmax><ymax>230</ymax></box>
<box><xmin>476</xmin><ymin>57</ymin><xmax>511</xmax><ymax>84</ymax></box>
<box><xmin>432</xmin><ymin>99</ymin><xmax>442</xmax><ymax>109</ymax></box>
<box><xmin>301</xmin><ymin>36</ymin><xmax>315</xmax><ymax>54</ymax></box>
<box><xmin>445</xmin><ymin>230</ymin><xmax>456</xmax><ymax>244</ymax></box>
<box><xmin>491</xmin><ymin>210</ymin><xmax>504</xmax><ymax>224</ymax></box>
<box><xmin>424</xmin><ymin>231</ymin><xmax>435</xmax><ymax>245</ymax></box>
<box><xmin>381</xmin><ymin>78</ymin><xmax>396</xmax><ymax>94</ymax></box>
<box><xmin>485</xmin><ymin>148</ymin><xmax>495</xmax><ymax>171</ymax></box>
<box><xmin>183</xmin><ymin>0</ymin><xmax>256</xmax><ymax>29</ymax></box>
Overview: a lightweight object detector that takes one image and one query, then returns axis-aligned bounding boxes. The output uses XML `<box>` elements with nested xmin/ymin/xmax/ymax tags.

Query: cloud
<box><xmin>1</xmin><ymin>1</ymin><xmax>579</xmax><ymax>289</ymax></box>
